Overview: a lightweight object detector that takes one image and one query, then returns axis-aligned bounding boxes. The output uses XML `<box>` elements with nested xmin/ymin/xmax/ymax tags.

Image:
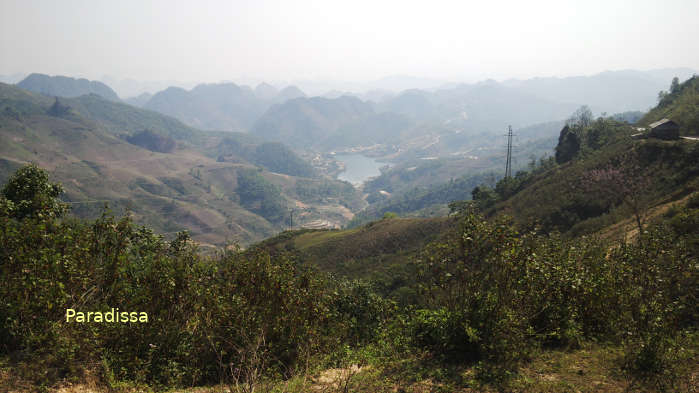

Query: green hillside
<box><xmin>640</xmin><ymin>75</ymin><xmax>698</xmax><ymax>135</ymax></box>
<box><xmin>486</xmin><ymin>96</ymin><xmax>698</xmax><ymax>237</ymax></box>
<box><xmin>2</xmin><ymin>76</ymin><xmax>697</xmax><ymax>392</ymax></box>
<box><xmin>258</xmin><ymin>216</ymin><xmax>454</xmax><ymax>284</ymax></box>
<box><xmin>1</xmin><ymin>76</ymin><xmax>697</xmax><ymax>392</ymax></box>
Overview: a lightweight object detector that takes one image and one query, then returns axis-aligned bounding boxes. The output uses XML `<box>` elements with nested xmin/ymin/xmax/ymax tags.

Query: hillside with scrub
<box><xmin>1</xmin><ymin>76</ymin><xmax>697</xmax><ymax>393</ymax></box>
<box><xmin>0</xmin><ymin>162</ymin><xmax>696</xmax><ymax>392</ymax></box>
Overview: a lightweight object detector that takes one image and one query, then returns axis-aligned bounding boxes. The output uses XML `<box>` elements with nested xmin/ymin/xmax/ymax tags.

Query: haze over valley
<box><xmin>3</xmin><ymin>65</ymin><xmax>695</xmax><ymax>246</ymax></box>
<box><xmin>1</xmin><ymin>1</ymin><xmax>698</xmax><ymax>391</ymax></box>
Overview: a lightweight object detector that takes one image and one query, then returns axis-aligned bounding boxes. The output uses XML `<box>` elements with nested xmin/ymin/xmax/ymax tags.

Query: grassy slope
<box><xmin>492</xmin><ymin>130</ymin><xmax>698</xmax><ymax>238</ymax></box>
<box><xmin>640</xmin><ymin>75</ymin><xmax>698</xmax><ymax>136</ymax></box>
<box><xmin>257</xmin><ymin>216</ymin><xmax>455</xmax><ymax>282</ymax></box>
<box><xmin>473</xmin><ymin>75</ymin><xmax>699</xmax><ymax>237</ymax></box>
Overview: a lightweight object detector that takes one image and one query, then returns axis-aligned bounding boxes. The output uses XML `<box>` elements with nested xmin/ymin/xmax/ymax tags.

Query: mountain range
<box><xmin>13</xmin><ymin>69</ymin><xmax>696</xmax><ymax>155</ymax></box>
<box><xmin>0</xmin><ymin>82</ymin><xmax>363</xmax><ymax>246</ymax></box>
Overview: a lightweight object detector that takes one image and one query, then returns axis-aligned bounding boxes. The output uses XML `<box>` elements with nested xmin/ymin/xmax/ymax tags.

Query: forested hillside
<box><xmin>256</xmin><ymin>77</ymin><xmax>699</xmax><ymax>324</ymax></box>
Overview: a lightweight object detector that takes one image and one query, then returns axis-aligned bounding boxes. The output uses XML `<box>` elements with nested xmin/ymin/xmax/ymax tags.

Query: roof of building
<box><xmin>649</xmin><ymin>118</ymin><xmax>678</xmax><ymax>129</ymax></box>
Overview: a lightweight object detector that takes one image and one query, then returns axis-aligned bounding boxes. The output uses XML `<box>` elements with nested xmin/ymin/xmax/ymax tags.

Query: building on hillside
<box><xmin>648</xmin><ymin>118</ymin><xmax>680</xmax><ymax>140</ymax></box>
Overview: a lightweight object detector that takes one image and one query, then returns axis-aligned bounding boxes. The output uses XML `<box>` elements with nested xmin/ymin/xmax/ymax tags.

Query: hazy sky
<box><xmin>2</xmin><ymin>0</ymin><xmax>698</xmax><ymax>85</ymax></box>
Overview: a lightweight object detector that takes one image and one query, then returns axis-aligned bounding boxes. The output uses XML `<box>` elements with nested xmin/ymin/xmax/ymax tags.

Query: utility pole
<box><xmin>505</xmin><ymin>125</ymin><xmax>514</xmax><ymax>178</ymax></box>
<box><xmin>289</xmin><ymin>209</ymin><xmax>293</xmax><ymax>231</ymax></box>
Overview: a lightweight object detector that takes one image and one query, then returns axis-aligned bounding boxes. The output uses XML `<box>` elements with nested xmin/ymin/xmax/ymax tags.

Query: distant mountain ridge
<box><xmin>14</xmin><ymin>69</ymin><xmax>694</xmax><ymax>158</ymax></box>
<box><xmin>254</xmin><ymin>82</ymin><xmax>279</xmax><ymax>100</ymax></box>
<box><xmin>17</xmin><ymin>73</ymin><xmax>120</xmax><ymax>101</ymax></box>
<box><xmin>274</xmin><ymin>85</ymin><xmax>306</xmax><ymax>102</ymax></box>
<box><xmin>251</xmin><ymin>95</ymin><xmax>377</xmax><ymax>148</ymax></box>
<box><xmin>501</xmin><ymin>68</ymin><xmax>697</xmax><ymax>114</ymax></box>
<box><xmin>143</xmin><ymin>83</ymin><xmax>264</xmax><ymax>131</ymax></box>
<box><xmin>124</xmin><ymin>92</ymin><xmax>152</xmax><ymax>107</ymax></box>
<box><xmin>142</xmin><ymin>82</ymin><xmax>306</xmax><ymax>131</ymax></box>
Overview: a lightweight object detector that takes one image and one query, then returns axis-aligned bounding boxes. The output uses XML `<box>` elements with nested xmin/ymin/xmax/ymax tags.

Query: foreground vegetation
<box><xmin>1</xmin><ymin>163</ymin><xmax>697</xmax><ymax>392</ymax></box>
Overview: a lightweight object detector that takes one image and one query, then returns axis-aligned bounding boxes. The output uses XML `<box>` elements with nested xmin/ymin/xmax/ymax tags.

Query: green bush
<box><xmin>0</xmin><ymin>165</ymin><xmax>361</xmax><ymax>387</ymax></box>
<box><xmin>405</xmin><ymin>208</ymin><xmax>697</xmax><ymax>383</ymax></box>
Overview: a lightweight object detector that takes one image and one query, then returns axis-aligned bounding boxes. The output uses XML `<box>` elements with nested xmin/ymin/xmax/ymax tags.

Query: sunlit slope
<box><xmin>490</xmin><ymin>79</ymin><xmax>699</xmax><ymax>236</ymax></box>
<box><xmin>256</xmin><ymin>216</ymin><xmax>455</xmax><ymax>280</ymax></box>
<box><xmin>640</xmin><ymin>75</ymin><xmax>699</xmax><ymax>136</ymax></box>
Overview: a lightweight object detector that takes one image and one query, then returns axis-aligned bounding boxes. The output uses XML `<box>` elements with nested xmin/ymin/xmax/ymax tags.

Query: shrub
<box><xmin>407</xmin><ymin>208</ymin><xmax>697</xmax><ymax>383</ymax></box>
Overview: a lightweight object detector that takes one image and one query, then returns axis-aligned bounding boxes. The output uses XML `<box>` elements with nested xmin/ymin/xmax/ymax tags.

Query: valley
<box><xmin>1</xmin><ymin>53</ymin><xmax>697</xmax><ymax>392</ymax></box>
<box><xmin>2</xmin><ymin>69</ymin><xmax>697</xmax><ymax>247</ymax></box>
<box><xmin>0</xmin><ymin>82</ymin><xmax>365</xmax><ymax>246</ymax></box>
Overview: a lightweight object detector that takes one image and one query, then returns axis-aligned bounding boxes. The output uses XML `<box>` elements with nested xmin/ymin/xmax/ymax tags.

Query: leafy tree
<box><xmin>0</xmin><ymin>163</ymin><xmax>67</xmax><ymax>219</ymax></box>
<box><xmin>555</xmin><ymin>125</ymin><xmax>581</xmax><ymax>164</ymax></box>
<box><xmin>47</xmin><ymin>97</ymin><xmax>72</xmax><ymax>117</ymax></box>
<box><xmin>382</xmin><ymin>211</ymin><xmax>398</xmax><ymax>219</ymax></box>
<box><xmin>126</xmin><ymin>129</ymin><xmax>176</xmax><ymax>153</ymax></box>
<box><xmin>471</xmin><ymin>185</ymin><xmax>497</xmax><ymax>211</ymax></box>
<box><xmin>670</xmin><ymin>76</ymin><xmax>680</xmax><ymax>94</ymax></box>
<box><xmin>566</xmin><ymin>105</ymin><xmax>593</xmax><ymax>128</ymax></box>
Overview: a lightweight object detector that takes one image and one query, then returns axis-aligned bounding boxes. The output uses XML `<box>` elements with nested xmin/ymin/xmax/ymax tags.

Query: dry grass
<box><xmin>597</xmin><ymin>192</ymin><xmax>696</xmax><ymax>244</ymax></box>
<box><xmin>2</xmin><ymin>344</ymin><xmax>697</xmax><ymax>393</ymax></box>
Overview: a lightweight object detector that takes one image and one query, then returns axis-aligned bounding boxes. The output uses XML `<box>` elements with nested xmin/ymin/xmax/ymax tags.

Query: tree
<box><xmin>47</xmin><ymin>97</ymin><xmax>71</xmax><ymax>117</ymax></box>
<box><xmin>670</xmin><ymin>77</ymin><xmax>680</xmax><ymax>94</ymax></box>
<box><xmin>566</xmin><ymin>105</ymin><xmax>594</xmax><ymax>128</ymax></box>
<box><xmin>382</xmin><ymin>211</ymin><xmax>398</xmax><ymax>219</ymax></box>
<box><xmin>0</xmin><ymin>163</ymin><xmax>68</xmax><ymax>219</ymax></box>
<box><xmin>581</xmin><ymin>154</ymin><xmax>652</xmax><ymax>241</ymax></box>
<box><xmin>471</xmin><ymin>185</ymin><xmax>498</xmax><ymax>210</ymax></box>
<box><xmin>555</xmin><ymin>125</ymin><xmax>581</xmax><ymax>164</ymax></box>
